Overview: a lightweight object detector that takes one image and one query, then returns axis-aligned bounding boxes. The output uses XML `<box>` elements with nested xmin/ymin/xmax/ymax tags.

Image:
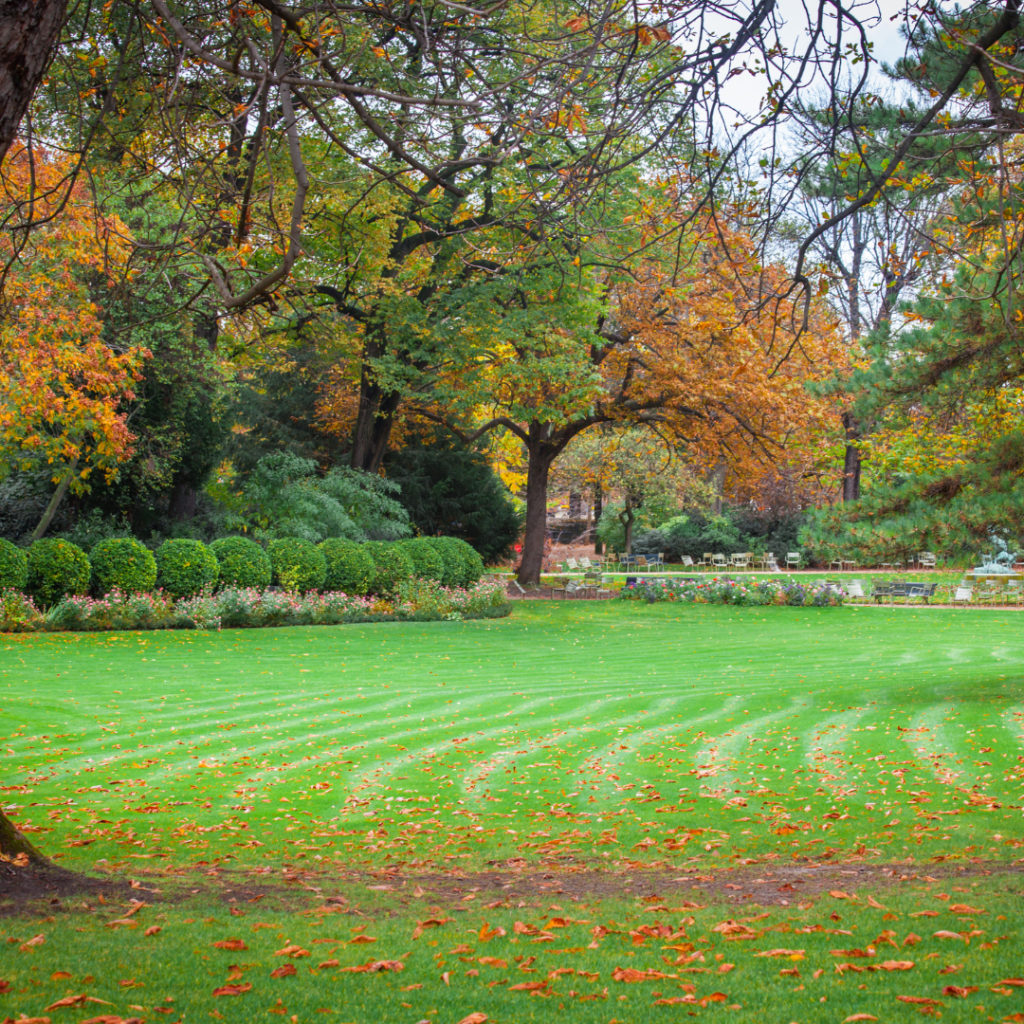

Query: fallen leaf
<box><xmin>20</xmin><ymin>935</ymin><xmax>46</xmax><ymax>951</ymax></box>
<box><xmin>273</xmin><ymin>945</ymin><xmax>310</xmax><ymax>958</ymax></box>
<box><xmin>877</xmin><ymin>961</ymin><xmax>915</xmax><ymax>971</ymax></box>
<box><xmin>843</xmin><ymin>1016</ymin><xmax>878</xmax><ymax>1022</ymax></box>
<box><xmin>942</xmin><ymin>985</ymin><xmax>979</xmax><ymax>998</ymax></box>
<box><xmin>144</xmin><ymin>926</ymin><xmax>161</xmax><ymax>937</ymax></box>
<box><xmin>508</xmin><ymin>981</ymin><xmax>548</xmax><ymax>991</ymax></box>
<box><xmin>45</xmin><ymin>996</ymin><xmax>113</xmax><ymax>1010</ymax></box>
<box><xmin>317</xmin><ymin>960</ymin><xmax>339</xmax><ymax>969</ymax></box>
<box><xmin>270</xmin><ymin>965</ymin><xmax>297</xmax><ymax>978</ymax></box>
<box><xmin>477</xmin><ymin>957</ymin><xmax>507</xmax><ymax>969</ymax></box>
<box><xmin>829</xmin><ymin>890</ymin><xmax>854</xmax><ymax>900</ymax></box>
<box><xmin>348</xmin><ymin>935</ymin><xmax>376</xmax><ymax>945</ymax></box>
<box><xmin>949</xmin><ymin>905</ymin><xmax>986</xmax><ymax>915</ymax></box>
<box><xmin>213</xmin><ymin>939</ymin><xmax>248</xmax><ymax>951</ymax></box>
<box><xmin>50</xmin><ymin>973</ymin><xmax>72</xmax><ymax>981</ymax></box>
<box><xmin>212</xmin><ymin>983</ymin><xmax>252</xmax><ymax>997</ymax></box>
<box><xmin>933</xmin><ymin>931</ymin><xmax>968</xmax><ymax>942</ymax></box>
<box><xmin>896</xmin><ymin>996</ymin><xmax>943</xmax><ymax>1006</ymax></box>
<box><xmin>400</xmin><ymin>984</ymin><xmax>423</xmax><ymax>992</ymax></box>
<box><xmin>455</xmin><ymin>1016</ymin><xmax>488</xmax><ymax>1024</ymax></box>
<box><xmin>338</xmin><ymin>961</ymin><xmax>404</xmax><ymax>974</ymax></box>
<box><xmin>412</xmin><ymin>917</ymin><xmax>451</xmax><ymax>940</ymax></box>
<box><xmin>998</xmin><ymin>979</ymin><xmax>1024</xmax><ymax>987</ymax></box>
<box><xmin>611</xmin><ymin>968</ymin><xmax>676</xmax><ymax>982</ymax></box>
<box><xmin>754</xmin><ymin>949</ymin><xmax>805</xmax><ymax>958</ymax></box>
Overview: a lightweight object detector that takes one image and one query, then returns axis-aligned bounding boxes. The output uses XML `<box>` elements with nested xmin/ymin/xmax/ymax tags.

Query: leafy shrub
<box><xmin>426</xmin><ymin>536</ymin><xmax>483</xmax><ymax>588</ymax></box>
<box><xmin>364</xmin><ymin>541</ymin><xmax>414</xmax><ymax>597</ymax></box>
<box><xmin>386</xmin><ymin>440</ymin><xmax>521</xmax><ymax>561</ymax></box>
<box><xmin>618</xmin><ymin>575</ymin><xmax>843</xmax><ymax>607</ymax></box>
<box><xmin>155</xmin><ymin>538</ymin><xmax>219</xmax><ymax>598</ymax></box>
<box><xmin>0</xmin><ymin>538</ymin><xmax>27</xmax><ymax>590</ymax></box>
<box><xmin>320</xmin><ymin>538</ymin><xmax>375</xmax><ymax>595</ymax></box>
<box><xmin>46</xmin><ymin>590</ymin><xmax>176</xmax><ymax>632</ymax></box>
<box><xmin>400</xmin><ymin>537</ymin><xmax>445</xmax><ymax>582</ymax></box>
<box><xmin>90</xmin><ymin>537</ymin><xmax>158</xmax><ymax>595</ymax></box>
<box><xmin>210</xmin><ymin>536</ymin><xmax>272</xmax><ymax>590</ymax></box>
<box><xmin>268</xmin><ymin>537</ymin><xmax>326</xmax><ymax>593</ymax></box>
<box><xmin>26</xmin><ymin>539</ymin><xmax>91</xmax><ymax>606</ymax></box>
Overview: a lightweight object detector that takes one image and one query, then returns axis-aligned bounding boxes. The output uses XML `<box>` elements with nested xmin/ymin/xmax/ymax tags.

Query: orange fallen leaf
<box><xmin>455</xmin><ymin>1015</ymin><xmax>488</xmax><ymax>1024</ymax></box>
<box><xmin>829</xmin><ymin>891</ymin><xmax>854</xmax><ymax>900</ymax></box>
<box><xmin>611</xmin><ymin>968</ymin><xmax>676</xmax><ymax>982</ymax></box>
<box><xmin>933</xmin><ymin>931</ymin><xmax>968</xmax><ymax>942</ymax></box>
<box><xmin>508</xmin><ymin>981</ymin><xmax>548</xmax><ymax>991</ymax></box>
<box><xmin>20</xmin><ymin>934</ymin><xmax>46</xmax><ymax>951</ymax></box>
<box><xmin>897</xmin><ymin>996</ymin><xmax>943</xmax><ymax>1006</ymax></box>
<box><xmin>212</xmin><ymin>983</ymin><xmax>252</xmax><ymax>997</ymax></box>
<box><xmin>82</xmin><ymin>1017</ymin><xmax>144</xmax><ymax>1024</ymax></box>
<box><xmin>317</xmin><ymin>960</ymin><xmax>339</xmax><ymax>969</ymax></box>
<box><xmin>348</xmin><ymin>935</ymin><xmax>376</xmax><ymax>945</ymax></box>
<box><xmin>46</xmin><ymin>996</ymin><xmax>113</xmax><ymax>1010</ymax></box>
<box><xmin>843</xmin><ymin>1016</ymin><xmax>878</xmax><ymax>1022</ymax></box>
<box><xmin>412</xmin><ymin>917</ymin><xmax>451</xmax><ymax>940</ymax></box>
<box><xmin>942</xmin><ymin>985</ymin><xmax>979</xmax><ymax>998</ymax></box>
<box><xmin>1002</xmin><ymin>1014</ymin><xmax>1024</xmax><ymax>1023</ymax></box>
<box><xmin>754</xmin><ymin>949</ymin><xmax>805</xmax><ymax>958</ymax></box>
<box><xmin>273</xmin><ymin>944</ymin><xmax>310</xmax><ymax>957</ymax></box>
<box><xmin>213</xmin><ymin>939</ymin><xmax>248</xmax><ymax>951</ymax></box>
<box><xmin>144</xmin><ymin>926</ymin><xmax>161</xmax><ymax>937</ymax></box>
<box><xmin>478</xmin><ymin>957</ymin><xmax>507</xmax><ymax>969</ymax></box>
<box><xmin>400</xmin><ymin>983</ymin><xmax>423</xmax><ymax>992</ymax></box>
<box><xmin>998</xmin><ymin>979</ymin><xmax>1024</xmax><ymax>987</ymax></box>
<box><xmin>338</xmin><ymin>961</ymin><xmax>404</xmax><ymax>974</ymax></box>
<box><xmin>718</xmin><ymin>963</ymin><xmax>735</xmax><ymax>974</ymax></box>
<box><xmin>270</xmin><ymin>965</ymin><xmax>297</xmax><ymax>978</ymax></box>
<box><xmin>949</xmin><ymin>905</ymin><xmax>986</xmax><ymax>915</ymax></box>
<box><xmin>479</xmin><ymin>922</ymin><xmax>506</xmax><ymax>942</ymax></box>
<box><xmin>831</xmin><ymin>948</ymin><xmax>873</xmax><ymax>958</ymax></box>
<box><xmin>877</xmin><ymin>961</ymin><xmax>915</xmax><ymax>971</ymax></box>
<box><xmin>654</xmin><ymin>997</ymin><xmax>696</xmax><ymax>1006</ymax></box>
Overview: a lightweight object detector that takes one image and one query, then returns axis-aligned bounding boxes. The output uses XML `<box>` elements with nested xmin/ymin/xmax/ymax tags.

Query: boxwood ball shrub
<box><xmin>269</xmin><ymin>538</ymin><xmax>326</xmax><ymax>593</ymax></box>
<box><xmin>320</xmin><ymin>538</ymin><xmax>375</xmax><ymax>595</ymax></box>
<box><xmin>26</xmin><ymin>538</ymin><xmax>91</xmax><ymax>606</ymax></box>
<box><xmin>364</xmin><ymin>541</ymin><xmax>414</xmax><ymax>597</ymax></box>
<box><xmin>155</xmin><ymin>538</ymin><xmax>219</xmax><ymax>598</ymax></box>
<box><xmin>210</xmin><ymin>536</ymin><xmax>272</xmax><ymax>590</ymax></box>
<box><xmin>427</xmin><ymin>536</ymin><xmax>484</xmax><ymax>588</ymax></box>
<box><xmin>89</xmin><ymin>537</ymin><xmax>158</xmax><ymax>596</ymax></box>
<box><xmin>0</xmin><ymin>538</ymin><xmax>28</xmax><ymax>591</ymax></box>
<box><xmin>400</xmin><ymin>537</ymin><xmax>445</xmax><ymax>583</ymax></box>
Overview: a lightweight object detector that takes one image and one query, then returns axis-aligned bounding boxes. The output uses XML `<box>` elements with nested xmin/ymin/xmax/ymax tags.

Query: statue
<box><xmin>975</xmin><ymin>536</ymin><xmax>1019</xmax><ymax>575</ymax></box>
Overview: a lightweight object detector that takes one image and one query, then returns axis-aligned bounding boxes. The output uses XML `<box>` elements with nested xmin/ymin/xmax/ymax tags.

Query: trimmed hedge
<box><xmin>320</xmin><ymin>538</ymin><xmax>375</xmax><ymax>595</ymax></box>
<box><xmin>0</xmin><ymin>538</ymin><xmax>28</xmax><ymax>591</ymax></box>
<box><xmin>426</xmin><ymin>536</ymin><xmax>484</xmax><ymax>588</ymax></box>
<box><xmin>26</xmin><ymin>538</ymin><xmax>91</xmax><ymax>607</ymax></box>
<box><xmin>210</xmin><ymin>537</ymin><xmax>272</xmax><ymax>590</ymax></box>
<box><xmin>268</xmin><ymin>538</ymin><xmax>326</xmax><ymax>593</ymax></box>
<box><xmin>156</xmin><ymin>539</ymin><xmax>220</xmax><ymax>598</ymax></box>
<box><xmin>90</xmin><ymin>537</ymin><xmax>158</xmax><ymax>596</ymax></box>
<box><xmin>364</xmin><ymin>541</ymin><xmax>414</xmax><ymax>597</ymax></box>
<box><xmin>400</xmin><ymin>537</ymin><xmax>445</xmax><ymax>583</ymax></box>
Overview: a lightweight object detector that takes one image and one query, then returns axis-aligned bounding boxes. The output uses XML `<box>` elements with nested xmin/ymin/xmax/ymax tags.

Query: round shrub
<box><xmin>26</xmin><ymin>538</ymin><xmax>91</xmax><ymax>606</ymax></box>
<box><xmin>364</xmin><ymin>541</ymin><xmax>414</xmax><ymax>598</ymax></box>
<box><xmin>427</xmin><ymin>536</ymin><xmax>484</xmax><ymax>588</ymax></box>
<box><xmin>268</xmin><ymin>538</ymin><xmax>326</xmax><ymax>593</ymax></box>
<box><xmin>320</xmin><ymin>538</ymin><xmax>375</xmax><ymax>595</ymax></box>
<box><xmin>400</xmin><ymin>537</ymin><xmax>445</xmax><ymax>582</ymax></box>
<box><xmin>210</xmin><ymin>536</ymin><xmax>272</xmax><ymax>590</ymax></box>
<box><xmin>0</xmin><ymin>538</ymin><xmax>28</xmax><ymax>591</ymax></box>
<box><xmin>155</xmin><ymin>538</ymin><xmax>219</xmax><ymax>599</ymax></box>
<box><xmin>90</xmin><ymin>537</ymin><xmax>158</xmax><ymax>595</ymax></box>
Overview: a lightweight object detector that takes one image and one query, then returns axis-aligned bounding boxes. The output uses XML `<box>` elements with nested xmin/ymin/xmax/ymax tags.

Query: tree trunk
<box><xmin>593</xmin><ymin>483</ymin><xmax>603</xmax><ymax>554</ymax></box>
<box><xmin>31</xmin><ymin>458</ymin><xmax>77</xmax><ymax>540</ymax></box>
<box><xmin>0</xmin><ymin>0</ymin><xmax>67</xmax><ymax>162</ymax></box>
<box><xmin>0</xmin><ymin>806</ymin><xmax>47</xmax><ymax>865</ymax></box>
<box><xmin>842</xmin><ymin>412</ymin><xmax>861</xmax><ymax>502</ymax></box>
<box><xmin>618</xmin><ymin>494</ymin><xmax>636</xmax><ymax>555</ymax></box>
<box><xmin>350</xmin><ymin>376</ymin><xmax>401</xmax><ymax>473</ymax></box>
<box><xmin>168</xmin><ymin>479</ymin><xmax>198</xmax><ymax>521</ymax></box>
<box><xmin>516</xmin><ymin>445</ymin><xmax>556</xmax><ymax>585</ymax></box>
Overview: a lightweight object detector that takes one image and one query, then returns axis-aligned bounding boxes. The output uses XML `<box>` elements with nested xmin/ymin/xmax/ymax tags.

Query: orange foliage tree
<box><xmin>0</xmin><ymin>143</ymin><xmax>149</xmax><ymax>537</ymax></box>
<box><xmin>411</xmin><ymin>217</ymin><xmax>847</xmax><ymax>583</ymax></box>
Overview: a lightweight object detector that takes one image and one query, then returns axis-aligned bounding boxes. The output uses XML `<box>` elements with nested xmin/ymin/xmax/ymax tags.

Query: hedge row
<box><xmin>0</xmin><ymin>534</ymin><xmax>483</xmax><ymax>607</ymax></box>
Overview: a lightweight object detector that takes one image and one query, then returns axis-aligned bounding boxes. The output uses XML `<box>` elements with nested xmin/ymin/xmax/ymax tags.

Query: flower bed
<box><xmin>619</xmin><ymin>575</ymin><xmax>843</xmax><ymax>607</ymax></box>
<box><xmin>0</xmin><ymin>576</ymin><xmax>511</xmax><ymax>633</ymax></box>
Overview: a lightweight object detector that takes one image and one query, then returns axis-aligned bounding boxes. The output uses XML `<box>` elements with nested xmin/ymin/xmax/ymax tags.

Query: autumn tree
<box><xmin>0</xmin><ymin>143</ymin><xmax>148</xmax><ymax>538</ymax></box>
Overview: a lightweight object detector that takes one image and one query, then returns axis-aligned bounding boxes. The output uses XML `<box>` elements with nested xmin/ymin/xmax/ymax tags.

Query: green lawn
<box><xmin>3</xmin><ymin>603</ymin><xmax>1024</xmax><ymax>1022</ymax></box>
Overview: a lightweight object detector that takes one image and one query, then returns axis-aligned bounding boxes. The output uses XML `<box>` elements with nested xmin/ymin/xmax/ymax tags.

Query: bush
<box><xmin>90</xmin><ymin>537</ymin><xmax>158</xmax><ymax>595</ymax></box>
<box><xmin>0</xmin><ymin>538</ymin><xmax>27</xmax><ymax>590</ymax></box>
<box><xmin>320</xmin><ymin>538</ymin><xmax>375</xmax><ymax>595</ymax></box>
<box><xmin>400</xmin><ymin>537</ymin><xmax>445</xmax><ymax>582</ymax></box>
<box><xmin>0</xmin><ymin>589</ymin><xmax>43</xmax><ymax>632</ymax></box>
<box><xmin>364</xmin><ymin>541</ymin><xmax>415</xmax><ymax>597</ymax></box>
<box><xmin>385</xmin><ymin>440</ymin><xmax>522</xmax><ymax>561</ymax></box>
<box><xmin>155</xmin><ymin>538</ymin><xmax>220</xmax><ymax>598</ymax></box>
<box><xmin>26</xmin><ymin>539</ymin><xmax>91</xmax><ymax>606</ymax></box>
<box><xmin>210</xmin><ymin>536</ymin><xmax>272</xmax><ymax>590</ymax></box>
<box><xmin>426</xmin><ymin>536</ymin><xmax>483</xmax><ymax>588</ymax></box>
<box><xmin>268</xmin><ymin>537</ymin><xmax>326</xmax><ymax>593</ymax></box>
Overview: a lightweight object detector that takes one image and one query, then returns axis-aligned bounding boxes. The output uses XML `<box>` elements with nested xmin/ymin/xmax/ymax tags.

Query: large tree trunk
<box><xmin>593</xmin><ymin>483</ymin><xmax>603</xmax><ymax>554</ymax></box>
<box><xmin>516</xmin><ymin>444</ymin><xmax>556</xmax><ymax>585</ymax></box>
<box><xmin>0</xmin><ymin>806</ymin><xmax>47</xmax><ymax>865</ymax></box>
<box><xmin>0</xmin><ymin>0</ymin><xmax>67</xmax><ymax>162</ymax></box>
<box><xmin>618</xmin><ymin>494</ymin><xmax>636</xmax><ymax>555</ymax></box>
<box><xmin>841</xmin><ymin>412</ymin><xmax>861</xmax><ymax>502</ymax></box>
<box><xmin>350</xmin><ymin>343</ymin><xmax>401</xmax><ymax>472</ymax></box>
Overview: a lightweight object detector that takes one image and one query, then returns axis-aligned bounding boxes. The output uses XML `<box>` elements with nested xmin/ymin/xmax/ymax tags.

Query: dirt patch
<box><xmin>0</xmin><ymin>859</ymin><xmax>138</xmax><ymax>911</ymax></box>
<box><xmin>4</xmin><ymin>858</ymin><xmax>1024</xmax><ymax>919</ymax></box>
